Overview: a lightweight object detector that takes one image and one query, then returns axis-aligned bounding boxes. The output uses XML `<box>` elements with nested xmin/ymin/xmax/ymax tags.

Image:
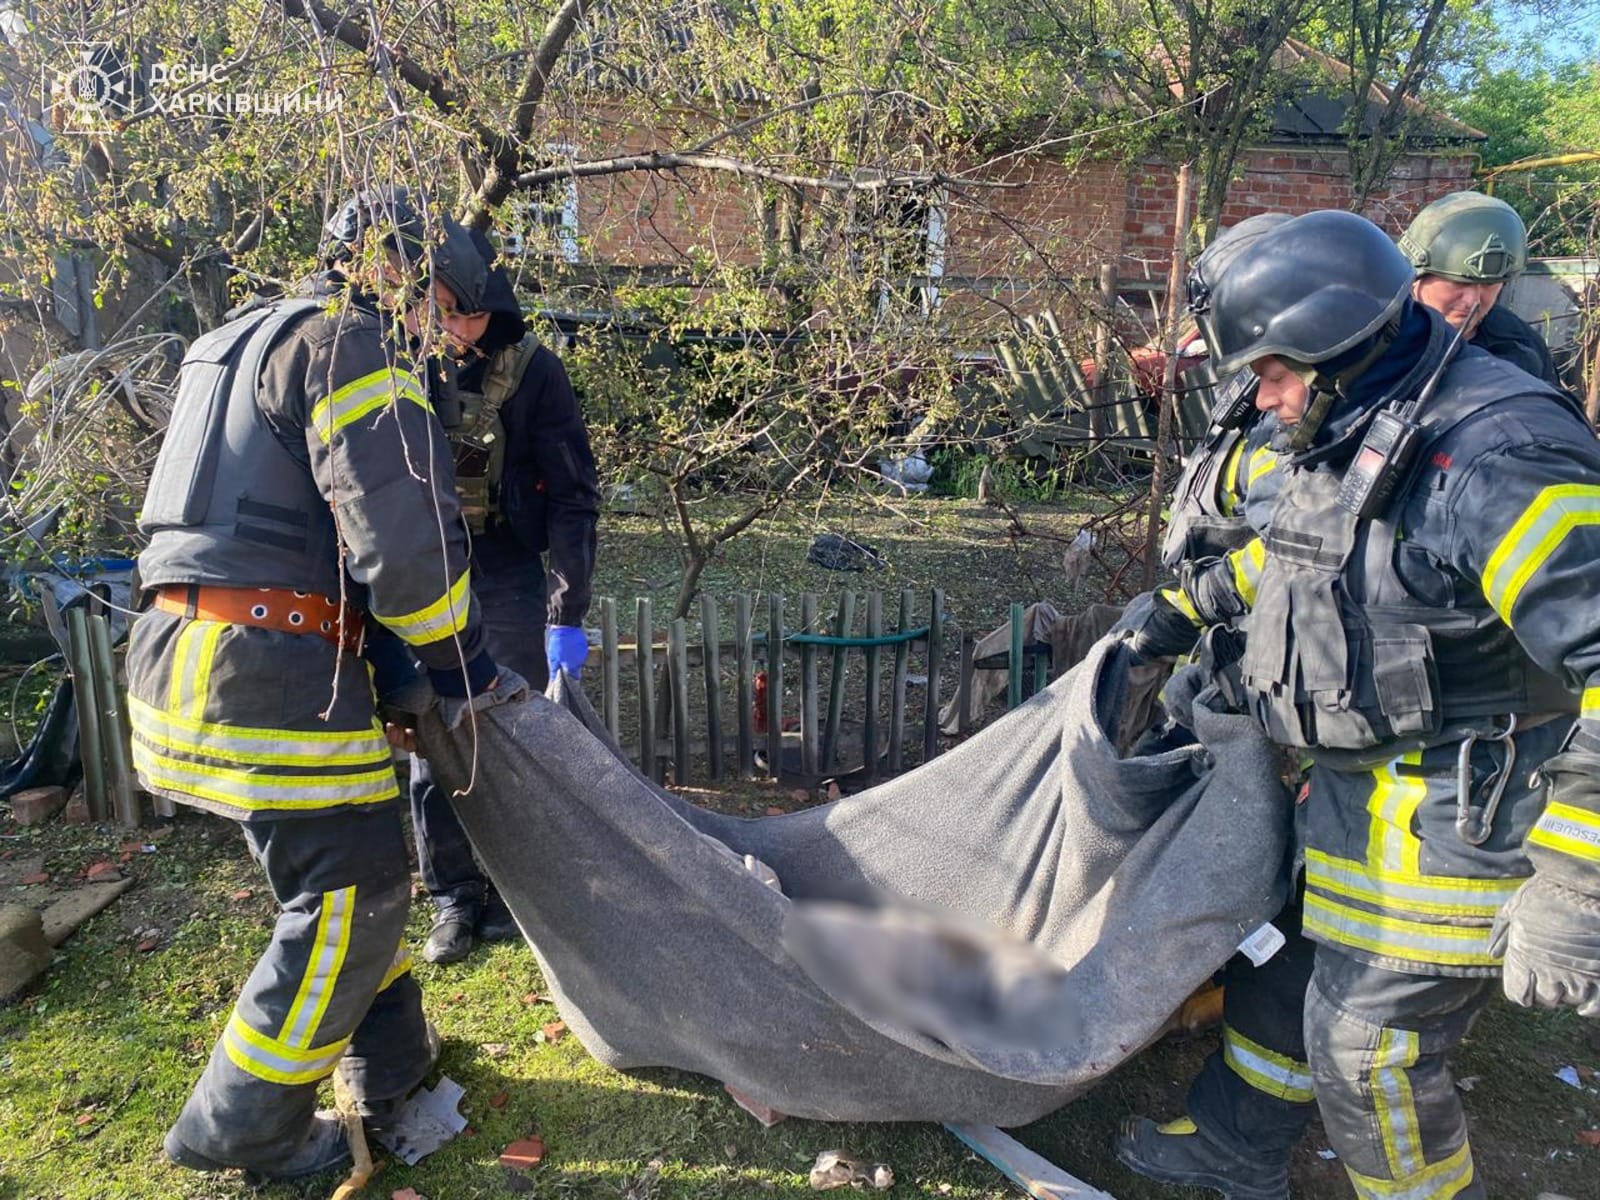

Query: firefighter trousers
<box><xmin>1189</xmin><ymin>917</ymin><xmax>1492</xmax><ymax>1198</ymax></box>
<box><xmin>166</xmin><ymin>807</ymin><xmax>432</xmax><ymax>1171</ymax></box>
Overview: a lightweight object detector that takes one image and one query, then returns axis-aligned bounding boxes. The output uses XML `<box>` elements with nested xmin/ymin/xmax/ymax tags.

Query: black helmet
<box><xmin>321</xmin><ymin>186</ymin><xmax>486</xmax><ymax>311</ymax></box>
<box><xmin>1207</xmin><ymin>210</ymin><xmax>1414</xmax><ymax>376</ymax></box>
<box><xmin>1186</xmin><ymin>212</ymin><xmax>1293</xmax><ymax>318</ymax></box>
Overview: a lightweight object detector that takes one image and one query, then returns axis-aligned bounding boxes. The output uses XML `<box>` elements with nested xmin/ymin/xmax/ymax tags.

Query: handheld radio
<box><xmin>1335</xmin><ymin>305</ymin><xmax>1477</xmax><ymax>521</ymax></box>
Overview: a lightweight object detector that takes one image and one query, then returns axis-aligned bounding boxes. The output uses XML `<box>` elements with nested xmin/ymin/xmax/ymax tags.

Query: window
<box><xmin>500</xmin><ymin>143</ymin><xmax>580</xmax><ymax>263</ymax></box>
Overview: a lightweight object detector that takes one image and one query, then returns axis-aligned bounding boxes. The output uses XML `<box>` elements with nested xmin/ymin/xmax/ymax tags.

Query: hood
<box><xmin>467</xmin><ymin>227</ymin><xmax>528</xmax><ymax>356</ymax></box>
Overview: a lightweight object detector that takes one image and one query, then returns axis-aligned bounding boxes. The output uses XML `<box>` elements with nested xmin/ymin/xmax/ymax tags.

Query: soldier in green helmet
<box><xmin>1398</xmin><ymin>191</ymin><xmax>1561</xmax><ymax>385</ymax></box>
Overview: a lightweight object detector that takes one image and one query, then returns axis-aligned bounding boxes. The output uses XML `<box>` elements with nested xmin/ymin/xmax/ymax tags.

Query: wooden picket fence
<box><xmin>593</xmin><ymin>590</ymin><xmax>1053</xmax><ymax>787</ymax></box>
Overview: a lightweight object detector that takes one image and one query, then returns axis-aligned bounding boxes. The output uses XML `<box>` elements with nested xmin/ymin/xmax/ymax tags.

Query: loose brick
<box><xmin>9</xmin><ymin>786</ymin><xmax>68</xmax><ymax>826</ymax></box>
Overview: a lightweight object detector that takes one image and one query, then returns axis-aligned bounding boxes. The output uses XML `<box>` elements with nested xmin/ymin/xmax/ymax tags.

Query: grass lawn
<box><xmin>3</xmin><ymin>496</ymin><xmax>1598</xmax><ymax>1198</ymax></box>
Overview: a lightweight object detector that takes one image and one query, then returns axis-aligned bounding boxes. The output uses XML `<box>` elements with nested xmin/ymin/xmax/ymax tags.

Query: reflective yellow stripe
<box><xmin>378</xmin><ymin>947</ymin><xmax>414</xmax><ymax>992</ymax></box>
<box><xmin>187</xmin><ymin>622</ymin><xmax>225</xmax><ymax>719</ymax></box>
<box><xmin>1220</xmin><ymin>441</ymin><xmax>1246</xmax><ymax>516</ymax></box>
<box><xmin>166</xmin><ymin>621</ymin><xmax>202</xmax><ymax>714</ymax></box>
<box><xmin>1373</xmin><ymin>1029</ymin><xmax>1423</xmax><ymax>1179</ymax></box>
<box><xmin>1481</xmin><ymin>484</ymin><xmax>1600</xmax><ymax>622</ymax></box>
<box><xmin>280</xmin><ymin>887</ymin><xmax>355</xmax><ymax>1049</ymax></box>
<box><xmin>1527</xmin><ymin>801</ymin><xmax>1600</xmax><ymax>864</ymax></box>
<box><xmin>1222</xmin><ymin>1024</ymin><xmax>1314</xmax><ymax>1103</ymax></box>
<box><xmin>129</xmin><ymin>696</ymin><xmax>391</xmax><ymax>768</ymax></box>
<box><xmin>1230</xmin><ymin>538</ymin><xmax>1266</xmax><ymax>607</ymax></box>
<box><xmin>1346</xmin><ymin>1140</ymin><xmax>1475</xmax><ymax>1200</ymax></box>
<box><xmin>1158</xmin><ymin>586</ymin><xmax>1202</xmax><ymax>626</ymax></box>
<box><xmin>310</xmin><ymin>367</ymin><xmax>428</xmax><ymax>444</ymax></box>
<box><xmin>1246</xmin><ymin>446</ymin><xmax>1278</xmax><ymax>488</ymax></box>
<box><xmin>1366</xmin><ymin>752</ymin><xmax>1426</xmax><ymax>876</ymax></box>
<box><xmin>376</xmin><ymin>568</ymin><xmax>472</xmax><ymax>647</ymax></box>
<box><xmin>1302</xmin><ymin>893</ymin><xmax>1500</xmax><ymax>968</ymax></box>
<box><xmin>132</xmin><ymin>742</ymin><xmax>399</xmax><ymax>811</ymax></box>
<box><xmin>222</xmin><ymin>1011</ymin><xmax>350</xmax><ymax>1086</ymax></box>
<box><xmin>1582</xmin><ymin>685</ymin><xmax>1600</xmax><ymax>720</ymax></box>
<box><xmin>1305</xmin><ymin>849</ymin><xmax>1521</xmax><ymax>918</ymax></box>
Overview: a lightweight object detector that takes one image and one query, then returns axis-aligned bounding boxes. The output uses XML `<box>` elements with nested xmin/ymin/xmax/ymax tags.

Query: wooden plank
<box><xmin>862</xmin><ymin>591</ymin><xmax>882</xmax><ymax>780</ymax></box>
<box><xmin>600</xmin><ymin>597</ymin><xmax>620</xmax><ymax>743</ymax></box>
<box><xmin>734</xmin><ymin>594</ymin><xmax>754</xmax><ymax>779</ymax></box>
<box><xmin>1033</xmin><ymin>638</ymin><xmax>1050</xmax><ymax>698</ymax></box>
<box><xmin>822</xmin><ymin>590</ymin><xmax>856</xmax><ymax>769</ymax></box>
<box><xmin>699</xmin><ymin>594</ymin><xmax>725</xmax><ymax>782</ymax></box>
<box><xmin>955</xmin><ymin>631</ymin><xmax>975</xmax><ymax>735</ymax></box>
<box><xmin>1008</xmin><ymin>601</ymin><xmax>1025</xmax><ymax>711</ymax></box>
<box><xmin>888</xmin><ymin>588</ymin><xmax>912</xmax><ymax>772</ymax></box>
<box><xmin>86</xmin><ymin>613</ymin><xmax>138</xmax><ymax>827</ymax></box>
<box><xmin>64</xmin><ymin>608</ymin><xmax>108</xmax><ymax>821</ymax></box>
<box><xmin>946</xmin><ymin>1124</ymin><xmax>1116</xmax><ymax>1200</ymax></box>
<box><xmin>766</xmin><ymin>594</ymin><xmax>784</xmax><ymax>779</ymax></box>
<box><xmin>636</xmin><ymin>598</ymin><xmax>659</xmax><ymax>783</ymax></box>
<box><xmin>669</xmin><ymin>617</ymin><xmax>691</xmax><ymax>784</ymax></box>
<box><xmin>800</xmin><ymin>593</ymin><xmax>819</xmax><ymax>777</ymax></box>
<box><xmin>922</xmin><ymin>588</ymin><xmax>943</xmax><ymax>763</ymax></box>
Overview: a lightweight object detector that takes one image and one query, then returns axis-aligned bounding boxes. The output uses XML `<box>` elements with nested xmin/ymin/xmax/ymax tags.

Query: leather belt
<box><xmin>154</xmin><ymin>584</ymin><xmax>363</xmax><ymax>654</ymax></box>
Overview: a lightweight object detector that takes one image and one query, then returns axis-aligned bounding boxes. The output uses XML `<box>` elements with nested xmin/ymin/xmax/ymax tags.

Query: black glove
<box><xmin>1488</xmin><ymin>876</ymin><xmax>1600</xmax><ymax>1018</ymax></box>
<box><xmin>1111</xmin><ymin>590</ymin><xmax>1202</xmax><ymax>663</ymax></box>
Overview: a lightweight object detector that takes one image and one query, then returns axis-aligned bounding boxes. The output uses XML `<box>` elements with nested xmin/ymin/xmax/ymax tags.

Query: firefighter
<box><xmin>1114</xmin><ymin>210</ymin><xmax>1600</xmax><ymax>1199</ymax></box>
<box><xmin>1400</xmin><ymin>190</ymin><xmax>1561</xmax><ymax>386</ymax></box>
<box><xmin>130</xmin><ymin>187</ymin><xmax>528</xmax><ymax>1184</ymax></box>
<box><xmin>405</xmin><ymin>226</ymin><xmax>600</xmax><ymax>965</ymax></box>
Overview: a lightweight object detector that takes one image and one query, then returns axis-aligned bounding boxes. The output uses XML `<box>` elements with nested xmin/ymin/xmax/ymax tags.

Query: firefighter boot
<box><xmin>164</xmin><ymin>1112</ymin><xmax>349</xmax><ymax>1184</ymax></box>
<box><xmin>476</xmin><ymin>889</ymin><xmax>520</xmax><ymax>943</ymax></box>
<box><xmin>1115</xmin><ymin>1116</ymin><xmax>1289</xmax><ymax>1200</ymax></box>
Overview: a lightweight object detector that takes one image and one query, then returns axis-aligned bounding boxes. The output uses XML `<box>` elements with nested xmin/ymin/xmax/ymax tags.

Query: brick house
<box><xmin>512</xmin><ymin>41</ymin><xmax>1484</xmax><ymax>345</ymax></box>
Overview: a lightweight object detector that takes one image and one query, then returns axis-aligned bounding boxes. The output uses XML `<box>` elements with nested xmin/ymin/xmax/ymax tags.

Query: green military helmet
<box><xmin>1397</xmin><ymin>192</ymin><xmax>1528</xmax><ymax>283</ymax></box>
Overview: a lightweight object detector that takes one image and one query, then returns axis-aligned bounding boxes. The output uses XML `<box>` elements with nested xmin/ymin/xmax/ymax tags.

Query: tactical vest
<box><xmin>1238</xmin><ymin>352</ymin><xmax>1577</xmax><ymax>764</ymax></box>
<box><xmin>448</xmin><ymin>334</ymin><xmax>539</xmax><ymax>534</ymax></box>
<box><xmin>138</xmin><ymin>299</ymin><xmax>344</xmax><ymax>598</ymax></box>
<box><xmin>1161</xmin><ymin>425</ymin><xmax>1256</xmax><ymax>567</ymax></box>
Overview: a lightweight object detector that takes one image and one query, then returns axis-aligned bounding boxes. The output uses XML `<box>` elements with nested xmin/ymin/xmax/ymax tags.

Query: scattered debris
<box><xmin>1556</xmin><ymin>1065</ymin><xmax>1584</xmax><ymax>1089</ymax></box>
<box><xmin>807</xmin><ymin>534</ymin><xmax>886</xmax><ymax>572</ymax></box>
<box><xmin>41</xmin><ymin>878</ymin><xmax>135</xmax><ymax>946</ymax></box>
<box><xmin>1455</xmin><ymin>1076</ymin><xmax>1479</xmax><ymax>1093</ymax></box>
<box><xmin>0</xmin><ymin>904</ymin><xmax>52</xmax><ymax>998</ymax></box>
<box><xmin>1317</xmin><ymin>1149</ymin><xmax>1339</xmax><ymax>1160</ymax></box>
<box><xmin>725</xmin><ymin>1084</ymin><xmax>786</xmax><ymax>1127</ymax></box>
<box><xmin>84</xmin><ymin>862</ymin><xmax>121</xmax><ymax>883</ymax></box>
<box><xmin>498</xmin><ymin>1134</ymin><xmax>547</xmax><ymax>1170</ymax></box>
<box><xmin>807</xmin><ymin>1150</ymin><xmax>893</xmax><ymax>1191</ymax></box>
<box><xmin>11</xmin><ymin>786</ymin><xmax>68</xmax><ymax>826</ymax></box>
<box><xmin>489</xmin><ymin>1091</ymin><xmax>509</xmax><ymax>1110</ymax></box>
<box><xmin>541</xmin><ymin>1021</ymin><xmax>567</xmax><ymax>1043</ymax></box>
<box><xmin>370</xmin><ymin>1076</ymin><xmax>469</xmax><ymax>1166</ymax></box>
<box><xmin>1577</xmin><ymin>1129</ymin><xmax>1600</xmax><ymax>1148</ymax></box>
<box><xmin>20</xmin><ymin>872</ymin><xmax>50</xmax><ymax>886</ymax></box>
<box><xmin>391</xmin><ymin>1189</ymin><xmax>426</xmax><ymax>1200</ymax></box>
<box><xmin>766</xmin><ymin>805</ymin><xmax>788</xmax><ymax>816</ymax></box>
<box><xmin>482</xmin><ymin>1042</ymin><xmax>510</xmax><ymax>1058</ymax></box>
<box><xmin>230</xmin><ymin>888</ymin><xmax>253</xmax><ymax>901</ymax></box>
<box><xmin>135</xmin><ymin>936</ymin><xmax>160</xmax><ymax>953</ymax></box>
<box><xmin>521</xmin><ymin>992</ymin><xmax>542</xmax><ymax>1005</ymax></box>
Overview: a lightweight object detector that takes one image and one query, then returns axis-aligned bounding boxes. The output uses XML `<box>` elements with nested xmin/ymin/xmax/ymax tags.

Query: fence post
<box><xmin>735</xmin><ymin>593</ymin><xmax>754</xmax><ymax>778</ymax></box>
<box><xmin>922</xmin><ymin>588</ymin><xmax>943</xmax><ymax>763</ymax></box>
<box><xmin>863</xmin><ymin>591</ymin><xmax>882</xmax><ymax>780</ymax></box>
<box><xmin>669</xmin><ymin>617</ymin><xmax>691</xmax><ymax>785</ymax></box>
<box><xmin>800</xmin><ymin>593</ymin><xmax>819</xmax><ymax>777</ymax></box>
<box><xmin>87</xmin><ymin>613</ymin><xmax>138</xmax><ymax>827</ymax></box>
<box><xmin>822</xmin><ymin>590</ymin><xmax>856</xmax><ymax>769</ymax></box>
<box><xmin>600</xmin><ymin>597</ymin><xmax>620</xmax><ymax>743</ymax></box>
<box><xmin>1008</xmin><ymin>601</ymin><xmax>1025</xmax><ymax>711</ymax></box>
<box><xmin>956</xmin><ymin>631</ymin><xmax>975</xmax><ymax>735</ymax></box>
<box><xmin>767</xmin><ymin>594</ymin><xmax>784</xmax><ymax>779</ymax></box>
<box><xmin>699</xmin><ymin>594</ymin><xmax>724</xmax><ymax>782</ymax></box>
<box><xmin>64</xmin><ymin>607</ymin><xmax>108</xmax><ymax>821</ymax></box>
<box><xmin>636</xmin><ymin>598</ymin><xmax>659</xmax><ymax>783</ymax></box>
<box><xmin>889</xmin><ymin>588</ymin><xmax>912</xmax><ymax>772</ymax></box>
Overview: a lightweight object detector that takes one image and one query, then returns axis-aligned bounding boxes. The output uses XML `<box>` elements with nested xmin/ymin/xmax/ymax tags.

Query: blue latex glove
<box><xmin>546</xmin><ymin>625</ymin><xmax>589</xmax><ymax>679</ymax></box>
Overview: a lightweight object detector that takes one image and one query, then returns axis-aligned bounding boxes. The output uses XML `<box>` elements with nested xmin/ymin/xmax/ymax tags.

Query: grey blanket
<box><xmin>419</xmin><ymin>638</ymin><xmax>1290</xmax><ymax>1126</ymax></box>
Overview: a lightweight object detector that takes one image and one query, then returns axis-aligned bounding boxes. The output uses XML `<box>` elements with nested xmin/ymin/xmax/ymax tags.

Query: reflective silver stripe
<box><xmin>132</xmin><ymin>741</ymin><xmax>399</xmax><ymax>810</ymax></box>
<box><xmin>280</xmin><ymin>887</ymin><xmax>354</xmax><ymax>1049</ymax></box>
<box><xmin>222</xmin><ymin>1011</ymin><xmax>349</xmax><ymax>1085</ymax></box>
<box><xmin>1304</xmin><ymin>850</ymin><xmax>1521</xmax><ymax>919</ymax></box>
<box><xmin>1302</xmin><ymin>893</ymin><xmax>1499</xmax><ymax>968</ymax></box>
<box><xmin>129</xmin><ymin>695</ymin><xmax>390</xmax><ymax>767</ymax></box>
<box><xmin>1373</xmin><ymin>1029</ymin><xmax>1423</xmax><ymax>1179</ymax></box>
<box><xmin>1222</xmin><ymin>1025</ymin><xmax>1314</xmax><ymax>1103</ymax></box>
<box><xmin>1346</xmin><ymin>1140</ymin><xmax>1475</xmax><ymax>1200</ymax></box>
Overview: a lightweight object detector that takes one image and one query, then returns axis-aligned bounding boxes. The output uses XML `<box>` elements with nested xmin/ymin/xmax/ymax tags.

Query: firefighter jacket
<box><xmin>1166</xmin><ymin>306</ymin><xmax>1600</xmax><ymax>936</ymax></box>
<box><xmin>1473</xmin><ymin>303</ymin><xmax>1560</xmax><ymax>388</ymax></box>
<box><xmin>1162</xmin><ymin>413</ymin><xmax>1281</xmax><ymax>571</ymax></box>
<box><xmin>128</xmin><ymin>285</ymin><xmax>490</xmax><ymax>821</ymax></box>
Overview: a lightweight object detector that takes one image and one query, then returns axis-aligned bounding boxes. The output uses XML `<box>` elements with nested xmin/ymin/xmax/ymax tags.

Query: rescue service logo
<box><xmin>45</xmin><ymin>41</ymin><xmax>343</xmax><ymax>134</ymax></box>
